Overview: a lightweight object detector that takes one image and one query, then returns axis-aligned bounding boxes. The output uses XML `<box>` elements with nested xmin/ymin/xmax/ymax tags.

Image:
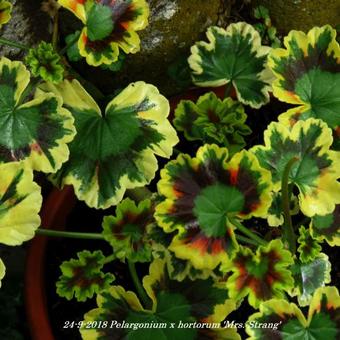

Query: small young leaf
<box><xmin>222</xmin><ymin>239</ymin><xmax>294</xmax><ymax>309</ymax></box>
<box><xmin>253</xmin><ymin>6</ymin><xmax>269</xmax><ymax>20</ymax></box>
<box><xmin>174</xmin><ymin>92</ymin><xmax>252</xmax><ymax>154</ymax></box>
<box><xmin>25</xmin><ymin>42</ymin><xmax>64</xmax><ymax>83</ymax></box>
<box><xmin>102</xmin><ymin>198</ymin><xmax>153</xmax><ymax>263</ymax></box>
<box><xmin>86</xmin><ymin>3</ymin><xmax>113</xmax><ymax>41</ymax></box>
<box><xmin>269</xmin><ymin>25</ymin><xmax>340</xmax><ymax>149</ymax></box>
<box><xmin>56</xmin><ymin>250</ymin><xmax>115</xmax><ymax>302</ymax></box>
<box><xmin>0</xmin><ymin>57</ymin><xmax>76</xmax><ymax>173</ymax></box>
<box><xmin>40</xmin><ymin>80</ymin><xmax>178</xmax><ymax>209</ymax></box>
<box><xmin>188</xmin><ymin>23</ymin><xmax>272</xmax><ymax>108</ymax></box>
<box><xmin>290</xmin><ymin>254</ymin><xmax>331</xmax><ymax>307</ymax></box>
<box><xmin>297</xmin><ymin>226</ymin><xmax>322</xmax><ymax>263</ymax></box>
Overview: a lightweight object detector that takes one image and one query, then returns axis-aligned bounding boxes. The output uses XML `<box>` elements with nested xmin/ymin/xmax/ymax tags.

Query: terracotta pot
<box><xmin>25</xmin><ymin>186</ymin><xmax>76</xmax><ymax>340</ymax></box>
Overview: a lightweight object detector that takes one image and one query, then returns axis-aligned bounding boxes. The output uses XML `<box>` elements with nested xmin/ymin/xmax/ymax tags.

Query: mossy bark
<box><xmin>0</xmin><ymin>0</ymin><xmax>51</xmax><ymax>59</ymax></box>
<box><xmin>79</xmin><ymin>0</ymin><xmax>231</xmax><ymax>96</ymax></box>
<box><xmin>253</xmin><ymin>0</ymin><xmax>340</xmax><ymax>34</ymax></box>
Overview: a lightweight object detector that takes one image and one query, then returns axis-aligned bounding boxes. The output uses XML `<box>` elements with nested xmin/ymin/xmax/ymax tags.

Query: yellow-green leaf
<box><xmin>0</xmin><ymin>162</ymin><xmax>42</xmax><ymax>246</ymax></box>
<box><xmin>0</xmin><ymin>258</ymin><xmax>5</xmax><ymax>288</ymax></box>
<box><xmin>188</xmin><ymin>23</ymin><xmax>273</xmax><ymax>108</ymax></box>
<box><xmin>0</xmin><ymin>57</ymin><xmax>76</xmax><ymax>173</ymax></box>
<box><xmin>41</xmin><ymin>80</ymin><xmax>178</xmax><ymax>209</ymax></box>
<box><xmin>252</xmin><ymin>118</ymin><xmax>340</xmax><ymax>216</ymax></box>
<box><xmin>269</xmin><ymin>25</ymin><xmax>340</xmax><ymax>149</ymax></box>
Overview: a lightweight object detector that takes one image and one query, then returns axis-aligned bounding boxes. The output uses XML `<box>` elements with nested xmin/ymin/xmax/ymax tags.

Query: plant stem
<box><xmin>281</xmin><ymin>156</ymin><xmax>299</xmax><ymax>253</ymax></box>
<box><xmin>235</xmin><ymin>234</ymin><xmax>260</xmax><ymax>247</ymax></box>
<box><xmin>0</xmin><ymin>37</ymin><xmax>29</xmax><ymax>50</ymax></box>
<box><xmin>128</xmin><ymin>260</ymin><xmax>151</xmax><ymax>309</ymax></box>
<box><xmin>103</xmin><ymin>254</ymin><xmax>116</xmax><ymax>264</ymax></box>
<box><xmin>36</xmin><ymin>228</ymin><xmax>105</xmax><ymax>240</ymax></box>
<box><xmin>231</xmin><ymin>219</ymin><xmax>267</xmax><ymax>246</ymax></box>
<box><xmin>52</xmin><ymin>10</ymin><xmax>59</xmax><ymax>50</ymax></box>
<box><xmin>224</xmin><ymin>82</ymin><xmax>233</xmax><ymax>98</ymax></box>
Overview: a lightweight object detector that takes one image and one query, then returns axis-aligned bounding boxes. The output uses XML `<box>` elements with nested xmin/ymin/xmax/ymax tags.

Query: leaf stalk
<box><xmin>0</xmin><ymin>37</ymin><xmax>29</xmax><ymax>50</ymax></box>
<box><xmin>127</xmin><ymin>260</ymin><xmax>152</xmax><ymax>309</ymax></box>
<box><xmin>281</xmin><ymin>156</ymin><xmax>299</xmax><ymax>253</ymax></box>
<box><xmin>35</xmin><ymin>228</ymin><xmax>105</xmax><ymax>240</ymax></box>
<box><xmin>231</xmin><ymin>219</ymin><xmax>267</xmax><ymax>246</ymax></box>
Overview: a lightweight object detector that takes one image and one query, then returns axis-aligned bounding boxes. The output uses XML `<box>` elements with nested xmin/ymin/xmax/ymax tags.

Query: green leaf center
<box><xmin>246</xmin><ymin>257</ymin><xmax>269</xmax><ymax>278</ymax></box>
<box><xmin>193</xmin><ymin>183</ymin><xmax>244</xmax><ymax>237</ymax></box>
<box><xmin>86</xmin><ymin>3</ymin><xmax>114</xmax><ymax>41</ymax></box>
<box><xmin>295</xmin><ymin>69</ymin><xmax>340</xmax><ymax>128</ymax></box>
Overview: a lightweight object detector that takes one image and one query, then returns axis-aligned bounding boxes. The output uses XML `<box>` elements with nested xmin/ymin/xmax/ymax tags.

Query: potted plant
<box><xmin>0</xmin><ymin>1</ymin><xmax>339</xmax><ymax>339</ymax></box>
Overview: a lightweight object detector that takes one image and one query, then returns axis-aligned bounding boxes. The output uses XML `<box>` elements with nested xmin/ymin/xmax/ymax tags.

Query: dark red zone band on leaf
<box><xmin>180</xmin><ymin>227</ymin><xmax>232</xmax><ymax>255</ymax></box>
<box><xmin>235</xmin><ymin>250</ymin><xmax>282</xmax><ymax>300</ymax></box>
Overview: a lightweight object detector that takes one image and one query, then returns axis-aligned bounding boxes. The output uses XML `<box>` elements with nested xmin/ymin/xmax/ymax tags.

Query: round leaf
<box><xmin>252</xmin><ymin>118</ymin><xmax>340</xmax><ymax>216</ymax></box>
<box><xmin>188</xmin><ymin>23</ymin><xmax>273</xmax><ymax>108</ymax></box>
<box><xmin>0</xmin><ymin>162</ymin><xmax>42</xmax><ymax>246</ymax></box>
<box><xmin>290</xmin><ymin>253</ymin><xmax>331</xmax><ymax>307</ymax></box>
<box><xmin>59</xmin><ymin>0</ymin><xmax>150</xmax><ymax>66</ymax></box>
<box><xmin>41</xmin><ymin>80</ymin><xmax>178</xmax><ymax>208</ymax></box>
<box><xmin>102</xmin><ymin>198</ymin><xmax>153</xmax><ymax>263</ymax></box>
<box><xmin>0</xmin><ymin>57</ymin><xmax>76</xmax><ymax>173</ymax></box>
<box><xmin>269</xmin><ymin>25</ymin><xmax>340</xmax><ymax>149</ymax></box>
<box><xmin>56</xmin><ymin>250</ymin><xmax>115</xmax><ymax>302</ymax></box>
<box><xmin>222</xmin><ymin>239</ymin><xmax>294</xmax><ymax>309</ymax></box>
<box><xmin>173</xmin><ymin>92</ymin><xmax>251</xmax><ymax>154</ymax></box>
<box><xmin>155</xmin><ymin>144</ymin><xmax>272</xmax><ymax>269</ymax></box>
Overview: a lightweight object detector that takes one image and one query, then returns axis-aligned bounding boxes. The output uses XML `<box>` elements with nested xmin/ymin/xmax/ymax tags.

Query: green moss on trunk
<box><xmin>253</xmin><ymin>0</ymin><xmax>340</xmax><ymax>34</ymax></box>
